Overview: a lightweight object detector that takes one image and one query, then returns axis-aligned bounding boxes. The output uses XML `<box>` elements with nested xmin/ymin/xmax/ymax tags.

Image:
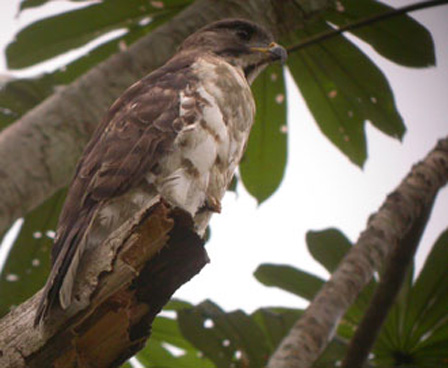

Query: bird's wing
<box><xmin>35</xmin><ymin>55</ymin><xmax>198</xmax><ymax>325</ymax></box>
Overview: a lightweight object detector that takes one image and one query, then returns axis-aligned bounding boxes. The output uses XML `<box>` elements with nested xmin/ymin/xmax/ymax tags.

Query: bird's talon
<box><xmin>203</xmin><ymin>196</ymin><xmax>221</xmax><ymax>213</ymax></box>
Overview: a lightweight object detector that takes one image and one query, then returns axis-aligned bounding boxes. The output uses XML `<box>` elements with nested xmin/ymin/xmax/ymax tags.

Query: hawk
<box><xmin>35</xmin><ymin>18</ymin><xmax>287</xmax><ymax>325</ymax></box>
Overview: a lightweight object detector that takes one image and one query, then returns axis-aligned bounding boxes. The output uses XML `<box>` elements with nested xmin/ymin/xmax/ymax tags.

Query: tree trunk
<box><xmin>267</xmin><ymin>136</ymin><xmax>448</xmax><ymax>368</ymax></box>
<box><xmin>0</xmin><ymin>199</ymin><xmax>208</xmax><ymax>367</ymax></box>
<box><xmin>0</xmin><ymin>0</ymin><xmax>329</xmax><ymax>234</ymax></box>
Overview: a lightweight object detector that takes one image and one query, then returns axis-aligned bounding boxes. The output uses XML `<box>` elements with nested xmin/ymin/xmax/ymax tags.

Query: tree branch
<box><xmin>287</xmin><ymin>0</ymin><xmax>448</xmax><ymax>53</ymax></box>
<box><xmin>267</xmin><ymin>136</ymin><xmax>448</xmax><ymax>368</ymax></box>
<box><xmin>341</xmin><ymin>195</ymin><xmax>436</xmax><ymax>368</ymax></box>
<box><xmin>0</xmin><ymin>198</ymin><xmax>208</xmax><ymax>367</ymax></box>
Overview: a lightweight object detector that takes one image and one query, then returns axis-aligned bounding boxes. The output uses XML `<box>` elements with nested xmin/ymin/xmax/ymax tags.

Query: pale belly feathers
<box><xmin>150</xmin><ymin>56</ymin><xmax>255</xmax><ymax>229</ymax></box>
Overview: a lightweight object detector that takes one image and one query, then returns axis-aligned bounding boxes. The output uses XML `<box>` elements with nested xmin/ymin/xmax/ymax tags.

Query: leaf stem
<box><xmin>287</xmin><ymin>0</ymin><xmax>448</xmax><ymax>53</ymax></box>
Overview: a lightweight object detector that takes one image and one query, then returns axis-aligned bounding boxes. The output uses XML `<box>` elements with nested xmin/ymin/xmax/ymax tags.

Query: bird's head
<box><xmin>179</xmin><ymin>19</ymin><xmax>287</xmax><ymax>84</ymax></box>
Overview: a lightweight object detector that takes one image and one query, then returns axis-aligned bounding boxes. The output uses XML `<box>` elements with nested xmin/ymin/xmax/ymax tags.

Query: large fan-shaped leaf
<box><xmin>378</xmin><ymin>229</ymin><xmax>448</xmax><ymax>351</ymax></box>
<box><xmin>405</xmin><ymin>229</ymin><xmax>448</xmax><ymax>342</ymax></box>
<box><xmin>370</xmin><ymin>229</ymin><xmax>448</xmax><ymax>367</ymax></box>
<box><xmin>240</xmin><ymin>64</ymin><xmax>287</xmax><ymax>204</ymax></box>
<box><xmin>178</xmin><ymin>300</ymin><xmax>272</xmax><ymax>368</ymax></box>
<box><xmin>0</xmin><ymin>189</ymin><xmax>66</xmax><ymax>317</ymax></box>
<box><xmin>287</xmin><ymin>21</ymin><xmax>404</xmax><ymax>166</ymax></box>
<box><xmin>7</xmin><ymin>0</ymin><xmax>192</xmax><ymax>68</ymax></box>
<box><xmin>325</xmin><ymin>0</ymin><xmax>435</xmax><ymax>68</ymax></box>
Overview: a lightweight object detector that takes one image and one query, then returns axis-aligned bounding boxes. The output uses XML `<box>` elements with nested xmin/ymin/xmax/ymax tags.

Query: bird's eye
<box><xmin>236</xmin><ymin>29</ymin><xmax>251</xmax><ymax>41</ymax></box>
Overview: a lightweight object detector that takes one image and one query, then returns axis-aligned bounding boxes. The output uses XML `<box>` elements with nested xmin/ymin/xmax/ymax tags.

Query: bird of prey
<box><xmin>35</xmin><ymin>18</ymin><xmax>287</xmax><ymax>326</ymax></box>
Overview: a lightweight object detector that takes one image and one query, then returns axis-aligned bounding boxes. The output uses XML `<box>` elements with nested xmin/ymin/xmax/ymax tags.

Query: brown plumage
<box><xmin>35</xmin><ymin>18</ymin><xmax>286</xmax><ymax>326</ymax></box>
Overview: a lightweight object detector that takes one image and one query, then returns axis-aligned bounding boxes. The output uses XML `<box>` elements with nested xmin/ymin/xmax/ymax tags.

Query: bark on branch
<box><xmin>0</xmin><ymin>0</ymin><xmax>319</xmax><ymax>234</ymax></box>
<box><xmin>341</xmin><ymin>195</ymin><xmax>435</xmax><ymax>368</ymax></box>
<box><xmin>0</xmin><ymin>198</ymin><xmax>208</xmax><ymax>367</ymax></box>
<box><xmin>267</xmin><ymin>136</ymin><xmax>448</xmax><ymax>368</ymax></box>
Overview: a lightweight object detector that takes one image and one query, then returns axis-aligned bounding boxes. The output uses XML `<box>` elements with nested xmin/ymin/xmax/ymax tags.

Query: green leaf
<box><xmin>0</xmin><ymin>189</ymin><xmax>66</xmax><ymax>317</ymax></box>
<box><xmin>0</xmin><ymin>14</ymin><xmax>171</xmax><ymax>131</ymax></box>
<box><xmin>137</xmin><ymin>341</ymin><xmax>214</xmax><ymax>368</ymax></box>
<box><xmin>164</xmin><ymin>298</ymin><xmax>193</xmax><ymax>311</ymax></box>
<box><xmin>306</xmin><ymin>228</ymin><xmax>352</xmax><ymax>273</ymax></box>
<box><xmin>372</xmin><ymin>229</ymin><xmax>448</xmax><ymax>367</ymax></box>
<box><xmin>253</xmin><ymin>228</ymin><xmax>375</xmax><ymax>335</ymax></box>
<box><xmin>221</xmin><ymin>311</ymin><xmax>271</xmax><ymax>366</ymax></box>
<box><xmin>151</xmin><ymin>316</ymin><xmax>197</xmax><ymax>351</ymax></box>
<box><xmin>51</xmin><ymin>11</ymin><xmax>174</xmax><ymax>84</ymax></box>
<box><xmin>134</xmin><ymin>300</ymin><xmax>213</xmax><ymax>367</ymax></box>
<box><xmin>287</xmin><ymin>21</ymin><xmax>404</xmax><ymax>166</ymax></box>
<box><xmin>136</xmin><ymin>314</ymin><xmax>214</xmax><ymax>368</ymax></box>
<box><xmin>178</xmin><ymin>301</ymin><xmax>239</xmax><ymax>368</ymax></box>
<box><xmin>121</xmin><ymin>361</ymin><xmax>133</xmax><ymax>368</ymax></box>
<box><xmin>178</xmin><ymin>300</ymin><xmax>271</xmax><ymax>368</ymax></box>
<box><xmin>0</xmin><ymin>75</ymin><xmax>57</xmax><ymax>130</ymax></box>
<box><xmin>19</xmin><ymin>0</ymin><xmax>51</xmax><ymax>12</ymax></box>
<box><xmin>325</xmin><ymin>0</ymin><xmax>435</xmax><ymax>68</ymax></box>
<box><xmin>375</xmin><ymin>266</ymin><xmax>415</xmax><ymax>350</ymax></box>
<box><xmin>314</xmin><ymin>337</ymin><xmax>349</xmax><ymax>367</ymax></box>
<box><xmin>343</xmin><ymin>279</ymin><xmax>376</xmax><ymax>326</ymax></box>
<box><xmin>254</xmin><ymin>264</ymin><xmax>324</xmax><ymax>301</ymax></box>
<box><xmin>178</xmin><ymin>302</ymin><xmax>305</xmax><ymax>367</ymax></box>
<box><xmin>305</xmin><ymin>228</ymin><xmax>377</xmax><ymax>328</ymax></box>
<box><xmin>137</xmin><ymin>341</ymin><xmax>174</xmax><ymax>366</ymax></box>
<box><xmin>240</xmin><ymin>64</ymin><xmax>287</xmax><ymax>204</ymax></box>
<box><xmin>401</xmin><ymin>228</ymin><xmax>448</xmax><ymax>348</ymax></box>
<box><xmin>7</xmin><ymin>0</ymin><xmax>191</xmax><ymax>69</ymax></box>
<box><xmin>252</xmin><ymin>307</ymin><xmax>303</xmax><ymax>350</ymax></box>
<box><xmin>416</xmin><ymin>321</ymin><xmax>448</xmax><ymax>352</ymax></box>
<box><xmin>19</xmin><ymin>0</ymin><xmax>92</xmax><ymax>12</ymax></box>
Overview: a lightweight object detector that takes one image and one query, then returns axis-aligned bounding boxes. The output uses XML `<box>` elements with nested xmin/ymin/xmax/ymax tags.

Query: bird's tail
<box><xmin>34</xmin><ymin>217</ymin><xmax>92</xmax><ymax>327</ymax></box>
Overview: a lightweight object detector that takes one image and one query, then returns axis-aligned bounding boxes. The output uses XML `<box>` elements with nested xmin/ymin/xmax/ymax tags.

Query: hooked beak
<box><xmin>251</xmin><ymin>42</ymin><xmax>288</xmax><ymax>64</ymax></box>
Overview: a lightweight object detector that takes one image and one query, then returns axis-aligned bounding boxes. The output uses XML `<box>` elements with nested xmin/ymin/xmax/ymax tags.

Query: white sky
<box><xmin>0</xmin><ymin>0</ymin><xmax>447</xmax><ymax>314</ymax></box>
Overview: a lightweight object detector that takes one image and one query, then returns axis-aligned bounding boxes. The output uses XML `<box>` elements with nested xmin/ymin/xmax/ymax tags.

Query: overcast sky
<box><xmin>0</xmin><ymin>0</ymin><xmax>447</xmax><ymax>313</ymax></box>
